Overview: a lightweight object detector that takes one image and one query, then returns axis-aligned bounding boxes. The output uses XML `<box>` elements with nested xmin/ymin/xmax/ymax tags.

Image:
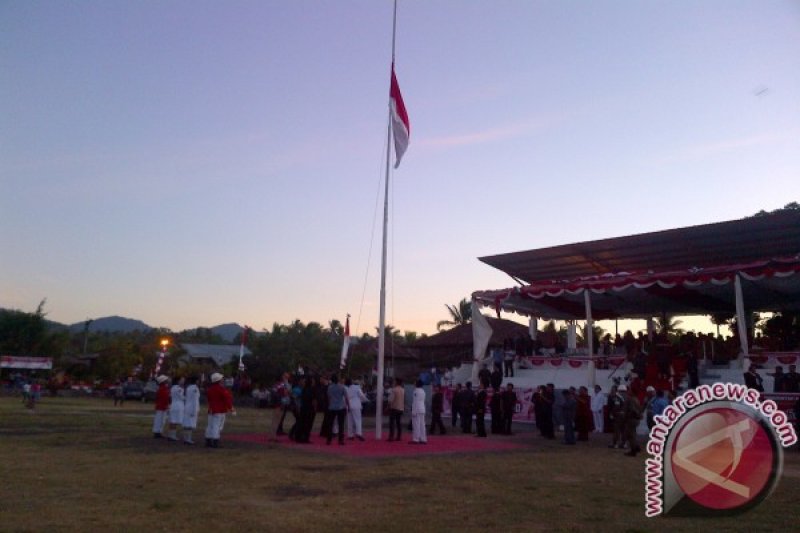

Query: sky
<box><xmin>1</xmin><ymin>1</ymin><xmax>799</xmax><ymax>337</ymax></box>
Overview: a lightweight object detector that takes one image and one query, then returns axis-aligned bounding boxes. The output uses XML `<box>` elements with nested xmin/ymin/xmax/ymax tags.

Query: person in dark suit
<box><xmin>475</xmin><ymin>382</ymin><xmax>488</xmax><ymax>437</ymax></box>
<box><xmin>490</xmin><ymin>364</ymin><xmax>503</xmax><ymax>390</ymax></box>
<box><xmin>461</xmin><ymin>382</ymin><xmax>475</xmax><ymax>434</ymax></box>
<box><xmin>490</xmin><ymin>387</ymin><xmax>503</xmax><ymax>434</ymax></box>
<box><xmin>478</xmin><ymin>365</ymin><xmax>491</xmax><ymax>388</ymax></box>
<box><xmin>687</xmin><ymin>352</ymin><xmax>699</xmax><ymax>388</ymax></box>
<box><xmin>502</xmin><ymin>383</ymin><xmax>517</xmax><ymax>435</ymax></box>
<box><xmin>784</xmin><ymin>365</ymin><xmax>800</xmax><ymax>393</ymax></box>
<box><xmin>429</xmin><ymin>384</ymin><xmax>446</xmax><ymax>435</ymax></box>
<box><xmin>561</xmin><ymin>389</ymin><xmax>577</xmax><ymax>445</ymax></box>
<box><xmin>451</xmin><ymin>383</ymin><xmax>462</xmax><ymax>428</ymax></box>
<box><xmin>744</xmin><ymin>365</ymin><xmax>764</xmax><ymax>392</ymax></box>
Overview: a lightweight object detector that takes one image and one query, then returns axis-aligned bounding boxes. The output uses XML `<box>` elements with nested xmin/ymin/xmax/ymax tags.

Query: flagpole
<box><xmin>376</xmin><ymin>0</ymin><xmax>399</xmax><ymax>441</ymax></box>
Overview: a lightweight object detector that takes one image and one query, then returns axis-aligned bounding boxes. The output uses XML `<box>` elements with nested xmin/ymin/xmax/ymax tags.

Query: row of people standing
<box><xmin>272</xmin><ymin>373</ymin><xmax>369</xmax><ymax>445</ymax></box>
<box><xmin>151</xmin><ymin>373</ymin><xmax>234</xmax><ymax>448</ymax></box>
<box><xmin>532</xmin><ymin>384</ymin><xmax>596</xmax><ymax>444</ymax></box>
<box><xmin>450</xmin><ymin>381</ymin><xmax>518</xmax><ymax>438</ymax></box>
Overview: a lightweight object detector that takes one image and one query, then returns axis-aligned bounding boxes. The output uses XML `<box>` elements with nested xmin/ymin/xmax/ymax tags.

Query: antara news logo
<box><xmin>645</xmin><ymin>383</ymin><xmax>797</xmax><ymax>517</ymax></box>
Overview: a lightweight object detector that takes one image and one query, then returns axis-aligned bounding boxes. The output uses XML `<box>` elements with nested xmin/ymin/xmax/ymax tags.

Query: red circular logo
<box><xmin>670</xmin><ymin>407</ymin><xmax>774</xmax><ymax>510</ymax></box>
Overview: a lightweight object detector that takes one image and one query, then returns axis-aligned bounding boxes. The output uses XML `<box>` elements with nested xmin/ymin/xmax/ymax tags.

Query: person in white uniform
<box><xmin>345</xmin><ymin>378</ymin><xmax>368</xmax><ymax>441</ymax></box>
<box><xmin>167</xmin><ymin>376</ymin><xmax>185</xmax><ymax>441</ymax></box>
<box><xmin>182</xmin><ymin>376</ymin><xmax>200</xmax><ymax>445</ymax></box>
<box><xmin>411</xmin><ymin>380</ymin><xmax>427</xmax><ymax>444</ymax></box>
<box><xmin>591</xmin><ymin>384</ymin><xmax>607</xmax><ymax>433</ymax></box>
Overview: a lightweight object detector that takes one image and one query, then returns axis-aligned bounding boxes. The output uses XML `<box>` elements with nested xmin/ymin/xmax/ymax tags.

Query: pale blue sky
<box><xmin>2</xmin><ymin>1</ymin><xmax>799</xmax><ymax>335</ymax></box>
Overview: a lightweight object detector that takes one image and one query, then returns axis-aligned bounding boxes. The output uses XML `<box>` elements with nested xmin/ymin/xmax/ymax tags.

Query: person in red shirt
<box><xmin>152</xmin><ymin>375</ymin><xmax>170</xmax><ymax>438</ymax></box>
<box><xmin>205</xmin><ymin>373</ymin><xmax>235</xmax><ymax>448</ymax></box>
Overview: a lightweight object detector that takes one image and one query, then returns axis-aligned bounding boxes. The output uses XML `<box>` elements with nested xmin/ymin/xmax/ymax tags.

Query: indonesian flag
<box><xmin>390</xmin><ymin>64</ymin><xmax>410</xmax><ymax>168</ymax></box>
<box><xmin>339</xmin><ymin>315</ymin><xmax>351</xmax><ymax>370</ymax></box>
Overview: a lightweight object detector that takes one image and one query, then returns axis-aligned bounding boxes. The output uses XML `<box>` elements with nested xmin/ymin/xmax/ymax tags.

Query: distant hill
<box><xmin>209</xmin><ymin>323</ymin><xmax>243</xmax><ymax>342</ymax></box>
<box><xmin>69</xmin><ymin>316</ymin><xmax>152</xmax><ymax>333</ymax></box>
<box><xmin>45</xmin><ymin>318</ymin><xmax>69</xmax><ymax>331</ymax></box>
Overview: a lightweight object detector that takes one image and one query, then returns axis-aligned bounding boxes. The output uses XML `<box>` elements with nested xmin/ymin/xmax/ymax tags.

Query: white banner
<box><xmin>1</xmin><ymin>356</ymin><xmax>53</xmax><ymax>370</ymax></box>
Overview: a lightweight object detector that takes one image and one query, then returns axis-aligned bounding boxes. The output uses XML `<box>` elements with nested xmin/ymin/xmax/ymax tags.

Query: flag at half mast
<box><xmin>390</xmin><ymin>64</ymin><xmax>410</xmax><ymax>168</ymax></box>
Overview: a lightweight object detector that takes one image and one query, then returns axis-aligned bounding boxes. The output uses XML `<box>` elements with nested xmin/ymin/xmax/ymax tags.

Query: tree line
<box><xmin>0</xmin><ymin>303</ymin><xmax>426</xmax><ymax>386</ymax></box>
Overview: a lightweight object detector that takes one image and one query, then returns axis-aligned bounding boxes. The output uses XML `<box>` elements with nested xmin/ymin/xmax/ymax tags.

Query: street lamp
<box><xmin>154</xmin><ymin>338</ymin><xmax>170</xmax><ymax>376</ymax></box>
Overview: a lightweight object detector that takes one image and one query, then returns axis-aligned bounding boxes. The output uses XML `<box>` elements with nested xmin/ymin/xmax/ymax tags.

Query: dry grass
<box><xmin>1</xmin><ymin>396</ymin><xmax>798</xmax><ymax>532</ymax></box>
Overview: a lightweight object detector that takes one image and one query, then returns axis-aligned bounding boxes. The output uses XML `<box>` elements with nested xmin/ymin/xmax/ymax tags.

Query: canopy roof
<box><xmin>474</xmin><ymin>212</ymin><xmax>800</xmax><ymax>320</ymax></box>
<box><xmin>479</xmin><ymin>210</ymin><xmax>800</xmax><ymax>284</ymax></box>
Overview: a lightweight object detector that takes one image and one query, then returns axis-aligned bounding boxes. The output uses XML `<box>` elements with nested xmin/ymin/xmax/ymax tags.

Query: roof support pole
<box><xmin>584</xmin><ymin>290</ymin><xmax>596</xmax><ymax>387</ymax></box>
<box><xmin>734</xmin><ymin>274</ymin><xmax>749</xmax><ymax>369</ymax></box>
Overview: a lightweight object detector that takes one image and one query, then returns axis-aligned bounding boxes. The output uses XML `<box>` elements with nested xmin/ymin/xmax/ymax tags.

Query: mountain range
<box><xmin>49</xmin><ymin>316</ymin><xmax>244</xmax><ymax>342</ymax></box>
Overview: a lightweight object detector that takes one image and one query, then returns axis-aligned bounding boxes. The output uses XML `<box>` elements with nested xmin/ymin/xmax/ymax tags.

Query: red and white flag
<box><xmin>390</xmin><ymin>64</ymin><xmax>410</xmax><ymax>168</ymax></box>
<box><xmin>339</xmin><ymin>315</ymin><xmax>351</xmax><ymax>370</ymax></box>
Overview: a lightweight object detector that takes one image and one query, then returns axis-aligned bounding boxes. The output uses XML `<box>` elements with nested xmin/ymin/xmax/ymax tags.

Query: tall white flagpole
<box><xmin>375</xmin><ymin>0</ymin><xmax>399</xmax><ymax>440</ymax></box>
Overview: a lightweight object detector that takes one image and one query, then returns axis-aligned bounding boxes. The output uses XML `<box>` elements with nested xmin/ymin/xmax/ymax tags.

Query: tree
<box><xmin>709</xmin><ymin>313</ymin><xmax>733</xmax><ymax>337</ymax></box>
<box><xmin>436</xmin><ymin>298</ymin><xmax>472</xmax><ymax>331</ymax></box>
<box><xmin>654</xmin><ymin>314</ymin><xmax>684</xmax><ymax>336</ymax></box>
<box><xmin>375</xmin><ymin>324</ymin><xmax>404</xmax><ymax>344</ymax></box>
<box><xmin>403</xmin><ymin>331</ymin><xmax>422</xmax><ymax>344</ymax></box>
<box><xmin>0</xmin><ymin>300</ymin><xmax>48</xmax><ymax>354</ymax></box>
<box><xmin>327</xmin><ymin>319</ymin><xmax>344</xmax><ymax>337</ymax></box>
<box><xmin>751</xmin><ymin>201</ymin><xmax>799</xmax><ymax>217</ymax></box>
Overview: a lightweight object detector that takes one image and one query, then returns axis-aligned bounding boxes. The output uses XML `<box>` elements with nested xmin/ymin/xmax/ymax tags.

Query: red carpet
<box><xmin>225</xmin><ymin>432</ymin><xmax>527</xmax><ymax>457</ymax></box>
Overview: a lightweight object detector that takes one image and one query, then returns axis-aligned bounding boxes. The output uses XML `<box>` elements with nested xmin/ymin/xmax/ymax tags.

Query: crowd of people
<box><xmin>146</xmin><ymin>326</ymin><xmax>799</xmax><ymax>453</ymax></box>
<box><xmin>270</xmin><ymin>372</ymin><xmax>371</xmax><ymax>445</ymax></box>
<box><xmin>746</xmin><ymin>363</ymin><xmax>800</xmax><ymax>393</ymax></box>
<box><xmin>151</xmin><ymin>372</ymin><xmax>234</xmax><ymax>448</ymax></box>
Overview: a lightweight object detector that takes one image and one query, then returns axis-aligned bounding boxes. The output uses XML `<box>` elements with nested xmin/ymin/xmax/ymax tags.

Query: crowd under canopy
<box><xmin>472</xmin><ymin>210</ymin><xmax>800</xmax><ymax>364</ymax></box>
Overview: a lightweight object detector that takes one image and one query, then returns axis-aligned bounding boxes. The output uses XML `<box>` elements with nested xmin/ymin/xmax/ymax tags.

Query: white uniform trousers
<box><xmin>182</xmin><ymin>410</ymin><xmax>198</xmax><ymax>430</ymax></box>
<box><xmin>169</xmin><ymin>403</ymin><xmax>184</xmax><ymax>425</ymax></box>
<box><xmin>411</xmin><ymin>413</ymin><xmax>427</xmax><ymax>443</ymax></box>
<box><xmin>205</xmin><ymin>413</ymin><xmax>226</xmax><ymax>440</ymax></box>
<box><xmin>592</xmin><ymin>410</ymin><xmax>604</xmax><ymax>433</ymax></box>
<box><xmin>347</xmin><ymin>408</ymin><xmax>363</xmax><ymax>437</ymax></box>
<box><xmin>152</xmin><ymin>410</ymin><xmax>168</xmax><ymax>434</ymax></box>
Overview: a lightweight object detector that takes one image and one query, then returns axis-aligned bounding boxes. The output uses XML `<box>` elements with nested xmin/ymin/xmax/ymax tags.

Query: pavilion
<box><xmin>471</xmin><ymin>210</ymin><xmax>800</xmax><ymax>381</ymax></box>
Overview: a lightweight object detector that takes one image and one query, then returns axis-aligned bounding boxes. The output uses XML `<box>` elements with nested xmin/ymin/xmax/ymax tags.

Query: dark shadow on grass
<box><xmin>344</xmin><ymin>475</ymin><xmax>424</xmax><ymax>490</ymax></box>
<box><xmin>269</xmin><ymin>485</ymin><xmax>326</xmax><ymax>501</ymax></box>
<box><xmin>294</xmin><ymin>464</ymin><xmax>350</xmax><ymax>472</ymax></box>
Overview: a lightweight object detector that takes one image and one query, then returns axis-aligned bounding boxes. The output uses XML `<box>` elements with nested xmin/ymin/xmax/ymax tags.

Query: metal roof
<box><xmin>473</xmin><ymin>257</ymin><xmax>800</xmax><ymax>320</ymax></box>
<box><xmin>181</xmin><ymin>344</ymin><xmax>251</xmax><ymax>367</ymax></box>
<box><xmin>478</xmin><ymin>210</ymin><xmax>800</xmax><ymax>284</ymax></box>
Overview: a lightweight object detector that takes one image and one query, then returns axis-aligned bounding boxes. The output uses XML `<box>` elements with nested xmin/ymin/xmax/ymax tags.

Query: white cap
<box><xmin>618</xmin><ymin>385</ymin><xmax>628</xmax><ymax>392</ymax></box>
<box><xmin>156</xmin><ymin>375</ymin><xmax>169</xmax><ymax>384</ymax></box>
<box><xmin>646</xmin><ymin>386</ymin><xmax>655</xmax><ymax>392</ymax></box>
<box><xmin>210</xmin><ymin>373</ymin><xmax>223</xmax><ymax>383</ymax></box>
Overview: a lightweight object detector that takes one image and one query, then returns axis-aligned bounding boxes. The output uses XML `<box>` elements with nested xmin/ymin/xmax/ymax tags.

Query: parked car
<box><xmin>122</xmin><ymin>381</ymin><xmax>144</xmax><ymax>400</ymax></box>
<box><xmin>142</xmin><ymin>380</ymin><xmax>158</xmax><ymax>402</ymax></box>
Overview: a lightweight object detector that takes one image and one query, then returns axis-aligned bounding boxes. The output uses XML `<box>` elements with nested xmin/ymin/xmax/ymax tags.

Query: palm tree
<box><xmin>382</xmin><ymin>324</ymin><xmax>405</xmax><ymax>344</ymax></box>
<box><xmin>436</xmin><ymin>298</ymin><xmax>472</xmax><ymax>331</ymax></box>
<box><xmin>403</xmin><ymin>331</ymin><xmax>421</xmax><ymax>344</ymax></box>
<box><xmin>709</xmin><ymin>313</ymin><xmax>733</xmax><ymax>337</ymax></box>
<box><xmin>327</xmin><ymin>319</ymin><xmax>344</xmax><ymax>337</ymax></box>
<box><xmin>654</xmin><ymin>313</ymin><xmax>684</xmax><ymax>336</ymax></box>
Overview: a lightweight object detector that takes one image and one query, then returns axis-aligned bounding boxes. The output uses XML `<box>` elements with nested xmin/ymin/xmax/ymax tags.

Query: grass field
<box><xmin>1</xmin><ymin>396</ymin><xmax>797</xmax><ymax>532</ymax></box>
